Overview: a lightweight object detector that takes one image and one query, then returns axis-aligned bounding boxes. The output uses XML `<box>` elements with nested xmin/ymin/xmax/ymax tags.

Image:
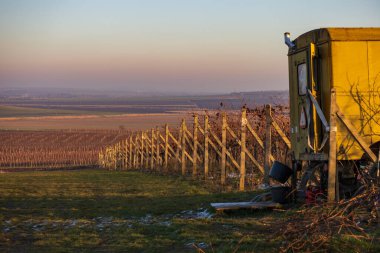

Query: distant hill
<box><xmin>0</xmin><ymin>87</ymin><xmax>288</xmax><ymax>104</ymax></box>
<box><xmin>189</xmin><ymin>90</ymin><xmax>289</xmax><ymax>110</ymax></box>
<box><xmin>0</xmin><ymin>87</ymin><xmax>289</xmax><ymax>115</ymax></box>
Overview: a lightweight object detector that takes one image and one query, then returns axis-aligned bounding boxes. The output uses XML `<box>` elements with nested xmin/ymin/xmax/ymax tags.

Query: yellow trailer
<box><xmin>284</xmin><ymin>28</ymin><xmax>380</xmax><ymax>201</ymax></box>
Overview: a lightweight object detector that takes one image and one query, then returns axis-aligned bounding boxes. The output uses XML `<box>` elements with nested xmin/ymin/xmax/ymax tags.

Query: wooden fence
<box><xmin>99</xmin><ymin>105</ymin><xmax>291</xmax><ymax>191</ymax></box>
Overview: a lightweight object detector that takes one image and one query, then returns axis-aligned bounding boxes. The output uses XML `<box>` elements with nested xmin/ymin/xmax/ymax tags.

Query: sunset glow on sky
<box><xmin>1</xmin><ymin>0</ymin><xmax>380</xmax><ymax>93</ymax></box>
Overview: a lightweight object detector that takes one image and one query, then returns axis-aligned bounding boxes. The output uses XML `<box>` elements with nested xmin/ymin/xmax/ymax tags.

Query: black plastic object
<box><xmin>271</xmin><ymin>186</ymin><xmax>291</xmax><ymax>204</ymax></box>
<box><xmin>269</xmin><ymin>161</ymin><xmax>293</xmax><ymax>183</ymax></box>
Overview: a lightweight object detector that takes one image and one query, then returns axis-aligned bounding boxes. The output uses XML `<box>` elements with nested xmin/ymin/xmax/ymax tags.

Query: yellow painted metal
<box><xmin>288</xmin><ymin>28</ymin><xmax>380</xmax><ymax>160</ymax></box>
<box><xmin>293</xmin><ymin>28</ymin><xmax>380</xmax><ymax>49</ymax></box>
<box><xmin>288</xmin><ymin>50</ymin><xmax>308</xmax><ymax>160</ymax></box>
<box><xmin>309</xmin><ymin>43</ymin><xmax>319</xmax><ymax>151</ymax></box>
<box><xmin>331</xmin><ymin>40</ymin><xmax>380</xmax><ymax>159</ymax></box>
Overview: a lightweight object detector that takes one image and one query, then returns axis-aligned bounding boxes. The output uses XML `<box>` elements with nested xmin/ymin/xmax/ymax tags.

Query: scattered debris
<box><xmin>276</xmin><ymin>185</ymin><xmax>379</xmax><ymax>252</ymax></box>
<box><xmin>1</xmin><ymin>209</ymin><xmax>215</xmax><ymax>235</ymax></box>
<box><xmin>185</xmin><ymin>241</ymin><xmax>209</xmax><ymax>251</ymax></box>
<box><xmin>177</xmin><ymin>209</ymin><xmax>213</xmax><ymax>219</ymax></box>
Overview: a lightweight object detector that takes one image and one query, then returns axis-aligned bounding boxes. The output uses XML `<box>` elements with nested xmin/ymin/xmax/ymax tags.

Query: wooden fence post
<box><xmin>240</xmin><ymin>108</ymin><xmax>247</xmax><ymax>191</ymax></box>
<box><xmin>129</xmin><ymin>135</ymin><xmax>133</xmax><ymax>169</ymax></box>
<box><xmin>164</xmin><ymin>124</ymin><xmax>169</xmax><ymax>172</ymax></box>
<box><xmin>134</xmin><ymin>134</ymin><xmax>138</xmax><ymax>168</ymax></box>
<box><xmin>126</xmin><ymin>139</ymin><xmax>129</xmax><ymax>169</ymax></box>
<box><xmin>181</xmin><ymin>119</ymin><xmax>186</xmax><ymax>175</ymax></box>
<box><xmin>264</xmin><ymin>104</ymin><xmax>272</xmax><ymax>185</ymax></box>
<box><xmin>151</xmin><ymin>129</ymin><xmax>155</xmax><ymax>170</ymax></box>
<box><xmin>131</xmin><ymin>135</ymin><xmax>134</xmax><ymax>169</ymax></box>
<box><xmin>193</xmin><ymin>114</ymin><xmax>198</xmax><ymax>177</ymax></box>
<box><xmin>114</xmin><ymin>143</ymin><xmax>118</xmax><ymax>170</ymax></box>
<box><xmin>119</xmin><ymin>142</ymin><xmax>122</xmax><ymax>169</ymax></box>
<box><xmin>145</xmin><ymin>131</ymin><xmax>149</xmax><ymax>169</ymax></box>
<box><xmin>140</xmin><ymin>132</ymin><xmax>144</xmax><ymax>168</ymax></box>
<box><xmin>156</xmin><ymin>127</ymin><xmax>160</xmax><ymax>170</ymax></box>
<box><xmin>204</xmin><ymin>114</ymin><xmax>209</xmax><ymax>179</ymax></box>
<box><xmin>221</xmin><ymin>112</ymin><xmax>227</xmax><ymax>185</ymax></box>
<box><xmin>124</xmin><ymin>138</ymin><xmax>129</xmax><ymax>170</ymax></box>
<box><xmin>121</xmin><ymin>141</ymin><xmax>125</xmax><ymax>169</ymax></box>
<box><xmin>328</xmin><ymin>89</ymin><xmax>338</xmax><ymax>202</ymax></box>
<box><xmin>175</xmin><ymin>126</ymin><xmax>181</xmax><ymax>172</ymax></box>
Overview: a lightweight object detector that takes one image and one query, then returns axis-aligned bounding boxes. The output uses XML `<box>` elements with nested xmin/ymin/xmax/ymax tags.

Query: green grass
<box><xmin>0</xmin><ymin>170</ymin><xmax>281</xmax><ymax>252</ymax></box>
<box><xmin>0</xmin><ymin>170</ymin><xmax>378</xmax><ymax>252</ymax></box>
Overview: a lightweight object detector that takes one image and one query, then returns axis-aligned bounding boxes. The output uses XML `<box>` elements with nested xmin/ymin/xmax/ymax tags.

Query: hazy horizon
<box><xmin>1</xmin><ymin>0</ymin><xmax>380</xmax><ymax>93</ymax></box>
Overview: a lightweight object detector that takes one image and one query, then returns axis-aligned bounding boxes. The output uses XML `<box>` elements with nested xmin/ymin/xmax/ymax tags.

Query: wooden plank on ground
<box><xmin>210</xmin><ymin>201</ymin><xmax>282</xmax><ymax>211</ymax></box>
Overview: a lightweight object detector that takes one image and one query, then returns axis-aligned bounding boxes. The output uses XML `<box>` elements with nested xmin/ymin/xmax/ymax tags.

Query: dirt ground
<box><xmin>0</xmin><ymin>113</ymin><xmax>191</xmax><ymax>130</ymax></box>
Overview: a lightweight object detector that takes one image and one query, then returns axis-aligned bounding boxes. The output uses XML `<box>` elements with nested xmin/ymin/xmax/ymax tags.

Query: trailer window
<box><xmin>298</xmin><ymin>63</ymin><xmax>307</xmax><ymax>95</ymax></box>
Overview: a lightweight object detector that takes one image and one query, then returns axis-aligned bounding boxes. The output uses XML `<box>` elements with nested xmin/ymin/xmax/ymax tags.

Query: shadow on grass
<box><xmin>0</xmin><ymin>191</ymin><xmax>260</xmax><ymax>219</ymax></box>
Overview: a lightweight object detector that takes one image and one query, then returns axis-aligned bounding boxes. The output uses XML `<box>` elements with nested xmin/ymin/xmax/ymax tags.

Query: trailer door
<box><xmin>289</xmin><ymin>50</ymin><xmax>309</xmax><ymax>160</ymax></box>
<box><xmin>289</xmin><ymin>43</ymin><xmax>322</xmax><ymax>160</ymax></box>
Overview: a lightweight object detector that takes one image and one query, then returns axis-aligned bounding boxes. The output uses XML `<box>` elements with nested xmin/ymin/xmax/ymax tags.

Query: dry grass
<box><xmin>275</xmin><ymin>184</ymin><xmax>380</xmax><ymax>253</ymax></box>
<box><xmin>0</xmin><ymin>112</ymin><xmax>191</xmax><ymax>130</ymax></box>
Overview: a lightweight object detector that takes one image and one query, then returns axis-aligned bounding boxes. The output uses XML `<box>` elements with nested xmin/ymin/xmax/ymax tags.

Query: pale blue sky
<box><xmin>1</xmin><ymin>0</ymin><xmax>379</xmax><ymax>93</ymax></box>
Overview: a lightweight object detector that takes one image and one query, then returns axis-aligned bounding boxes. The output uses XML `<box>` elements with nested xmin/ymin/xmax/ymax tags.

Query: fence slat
<box><xmin>240</xmin><ymin>108</ymin><xmax>247</xmax><ymax>191</ymax></box>
<box><xmin>181</xmin><ymin>119</ymin><xmax>186</xmax><ymax>175</ymax></box>
<box><xmin>169</xmin><ymin>132</ymin><xmax>179</xmax><ymax>146</ymax></box>
<box><xmin>204</xmin><ymin>114</ymin><xmax>209</xmax><ymax>179</ymax></box>
<box><xmin>246</xmin><ymin>121</ymin><xmax>275</xmax><ymax>162</ymax></box>
<box><xmin>245</xmin><ymin>149</ymin><xmax>264</xmax><ymax>173</ymax></box>
<box><xmin>156</xmin><ymin>127</ymin><xmax>160</xmax><ymax>169</ymax></box>
<box><xmin>100</xmin><ymin>105</ymin><xmax>291</xmax><ymax>191</ymax></box>
<box><xmin>129</xmin><ymin>136</ymin><xmax>133</xmax><ymax>169</ymax></box>
<box><xmin>227</xmin><ymin>125</ymin><xmax>241</xmax><ymax>145</ymax></box>
<box><xmin>208</xmin><ymin>127</ymin><xmax>222</xmax><ymax>147</ymax></box>
<box><xmin>193</xmin><ymin>114</ymin><xmax>198</xmax><ymax>177</ymax></box>
<box><xmin>134</xmin><ymin>135</ymin><xmax>138</xmax><ymax>168</ymax></box>
<box><xmin>221</xmin><ymin>113</ymin><xmax>227</xmax><ymax>185</ymax></box>
<box><xmin>175</xmin><ymin>128</ymin><xmax>181</xmax><ymax>172</ymax></box>
<box><xmin>140</xmin><ymin>132</ymin><xmax>144</xmax><ymax>168</ymax></box>
<box><xmin>151</xmin><ymin>129</ymin><xmax>154</xmax><ymax>170</ymax></box>
<box><xmin>264</xmin><ymin>105</ymin><xmax>272</xmax><ymax>184</ymax></box>
<box><xmin>271</xmin><ymin>119</ymin><xmax>291</xmax><ymax>149</ymax></box>
<box><xmin>164</xmin><ymin>124</ymin><xmax>169</xmax><ymax>172</ymax></box>
<box><xmin>145</xmin><ymin>132</ymin><xmax>149</xmax><ymax>168</ymax></box>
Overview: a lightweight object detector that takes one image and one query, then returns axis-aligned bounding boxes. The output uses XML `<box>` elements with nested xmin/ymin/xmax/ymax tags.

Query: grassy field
<box><xmin>1</xmin><ymin>170</ymin><xmax>377</xmax><ymax>253</ymax></box>
<box><xmin>0</xmin><ymin>169</ymin><xmax>279</xmax><ymax>252</ymax></box>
